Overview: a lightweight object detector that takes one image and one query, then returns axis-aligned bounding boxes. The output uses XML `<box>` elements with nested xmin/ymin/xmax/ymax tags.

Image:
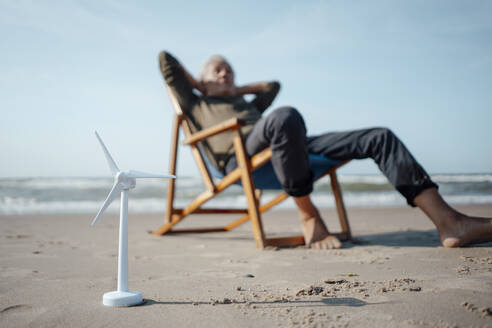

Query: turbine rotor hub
<box><xmin>116</xmin><ymin>171</ymin><xmax>136</xmax><ymax>190</ymax></box>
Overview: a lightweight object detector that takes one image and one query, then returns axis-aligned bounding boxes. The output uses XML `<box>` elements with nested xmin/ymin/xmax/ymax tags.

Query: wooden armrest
<box><xmin>183</xmin><ymin>118</ymin><xmax>244</xmax><ymax>145</ymax></box>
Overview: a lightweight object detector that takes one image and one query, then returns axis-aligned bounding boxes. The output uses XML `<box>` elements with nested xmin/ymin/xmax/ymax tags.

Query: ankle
<box><xmin>414</xmin><ymin>188</ymin><xmax>464</xmax><ymax>231</ymax></box>
<box><xmin>300</xmin><ymin>215</ymin><xmax>317</xmax><ymax>223</ymax></box>
<box><xmin>436</xmin><ymin>211</ymin><xmax>466</xmax><ymax>235</ymax></box>
<box><xmin>294</xmin><ymin>195</ymin><xmax>320</xmax><ymax>222</ymax></box>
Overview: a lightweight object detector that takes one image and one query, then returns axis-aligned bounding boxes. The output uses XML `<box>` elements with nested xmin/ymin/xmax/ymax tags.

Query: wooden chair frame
<box><xmin>153</xmin><ymin>86</ymin><xmax>352</xmax><ymax>249</ymax></box>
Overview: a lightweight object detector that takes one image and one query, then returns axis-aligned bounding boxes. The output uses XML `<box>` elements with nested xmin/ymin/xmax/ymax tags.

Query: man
<box><xmin>159</xmin><ymin>51</ymin><xmax>492</xmax><ymax>249</ymax></box>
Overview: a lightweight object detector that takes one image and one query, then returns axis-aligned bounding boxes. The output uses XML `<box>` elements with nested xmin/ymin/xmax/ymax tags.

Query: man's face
<box><xmin>205</xmin><ymin>60</ymin><xmax>235</xmax><ymax>87</ymax></box>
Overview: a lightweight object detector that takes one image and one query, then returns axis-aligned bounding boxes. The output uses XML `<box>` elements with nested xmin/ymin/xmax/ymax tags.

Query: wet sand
<box><xmin>1</xmin><ymin>205</ymin><xmax>491</xmax><ymax>327</ymax></box>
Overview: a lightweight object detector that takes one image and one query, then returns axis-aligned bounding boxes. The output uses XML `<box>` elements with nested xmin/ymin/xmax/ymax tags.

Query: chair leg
<box><xmin>165</xmin><ymin>114</ymin><xmax>181</xmax><ymax>224</ymax></box>
<box><xmin>255</xmin><ymin>189</ymin><xmax>262</xmax><ymax>202</ymax></box>
<box><xmin>329</xmin><ymin>170</ymin><xmax>351</xmax><ymax>240</ymax></box>
<box><xmin>233</xmin><ymin>133</ymin><xmax>266</xmax><ymax>249</ymax></box>
<box><xmin>224</xmin><ymin>192</ymin><xmax>289</xmax><ymax>231</ymax></box>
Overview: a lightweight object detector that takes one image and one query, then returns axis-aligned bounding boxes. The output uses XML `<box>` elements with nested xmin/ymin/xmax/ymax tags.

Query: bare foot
<box><xmin>439</xmin><ymin>214</ymin><xmax>492</xmax><ymax>248</ymax></box>
<box><xmin>294</xmin><ymin>194</ymin><xmax>342</xmax><ymax>249</ymax></box>
<box><xmin>414</xmin><ymin>188</ymin><xmax>492</xmax><ymax>248</ymax></box>
<box><xmin>301</xmin><ymin>217</ymin><xmax>342</xmax><ymax>249</ymax></box>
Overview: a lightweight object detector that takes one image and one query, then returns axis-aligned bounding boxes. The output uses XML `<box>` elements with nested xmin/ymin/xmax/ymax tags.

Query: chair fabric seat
<box><xmin>206</xmin><ymin>154</ymin><xmax>341</xmax><ymax>190</ymax></box>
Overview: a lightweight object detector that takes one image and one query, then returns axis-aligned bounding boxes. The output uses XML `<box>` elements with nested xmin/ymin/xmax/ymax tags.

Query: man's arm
<box><xmin>235</xmin><ymin>82</ymin><xmax>275</xmax><ymax>96</ymax></box>
<box><xmin>246</xmin><ymin>81</ymin><xmax>281</xmax><ymax>113</ymax></box>
<box><xmin>158</xmin><ymin>51</ymin><xmax>202</xmax><ymax>111</ymax></box>
<box><xmin>182</xmin><ymin>67</ymin><xmax>207</xmax><ymax>95</ymax></box>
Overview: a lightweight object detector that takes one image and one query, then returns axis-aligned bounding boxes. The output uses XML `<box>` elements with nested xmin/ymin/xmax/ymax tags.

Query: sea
<box><xmin>1</xmin><ymin>174</ymin><xmax>492</xmax><ymax>215</ymax></box>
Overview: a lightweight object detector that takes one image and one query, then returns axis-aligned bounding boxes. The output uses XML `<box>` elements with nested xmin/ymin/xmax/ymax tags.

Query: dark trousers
<box><xmin>225</xmin><ymin>107</ymin><xmax>437</xmax><ymax>206</ymax></box>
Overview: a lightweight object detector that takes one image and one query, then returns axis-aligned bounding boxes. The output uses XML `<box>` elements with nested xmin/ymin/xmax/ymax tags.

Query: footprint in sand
<box><xmin>0</xmin><ymin>304</ymin><xmax>32</xmax><ymax>314</ymax></box>
<box><xmin>0</xmin><ymin>304</ymin><xmax>47</xmax><ymax>321</ymax></box>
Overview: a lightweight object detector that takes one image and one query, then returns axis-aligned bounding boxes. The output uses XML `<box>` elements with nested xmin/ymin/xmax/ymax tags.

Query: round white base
<box><xmin>102</xmin><ymin>290</ymin><xmax>143</xmax><ymax>307</ymax></box>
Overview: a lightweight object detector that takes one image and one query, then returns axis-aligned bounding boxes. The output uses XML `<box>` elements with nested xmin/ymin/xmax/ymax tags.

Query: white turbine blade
<box><xmin>91</xmin><ymin>182</ymin><xmax>123</xmax><ymax>226</ymax></box>
<box><xmin>126</xmin><ymin>170</ymin><xmax>176</xmax><ymax>179</ymax></box>
<box><xmin>95</xmin><ymin>131</ymin><xmax>120</xmax><ymax>176</ymax></box>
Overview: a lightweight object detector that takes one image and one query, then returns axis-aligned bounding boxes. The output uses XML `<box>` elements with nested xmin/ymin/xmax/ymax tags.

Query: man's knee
<box><xmin>373</xmin><ymin>127</ymin><xmax>396</xmax><ymax>141</ymax></box>
<box><xmin>267</xmin><ymin>106</ymin><xmax>305</xmax><ymax>132</ymax></box>
<box><xmin>272</xmin><ymin>106</ymin><xmax>300</xmax><ymax>116</ymax></box>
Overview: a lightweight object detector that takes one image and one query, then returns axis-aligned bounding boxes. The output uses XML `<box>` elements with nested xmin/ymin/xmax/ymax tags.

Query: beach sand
<box><xmin>1</xmin><ymin>205</ymin><xmax>491</xmax><ymax>327</ymax></box>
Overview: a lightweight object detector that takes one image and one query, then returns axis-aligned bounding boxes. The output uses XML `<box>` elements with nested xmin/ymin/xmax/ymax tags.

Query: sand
<box><xmin>1</xmin><ymin>205</ymin><xmax>491</xmax><ymax>328</ymax></box>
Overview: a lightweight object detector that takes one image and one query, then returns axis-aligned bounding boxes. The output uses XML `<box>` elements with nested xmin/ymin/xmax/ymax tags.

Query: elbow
<box><xmin>158</xmin><ymin>50</ymin><xmax>177</xmax><ymax>69</ymax></box>
<box><xmin>158</xmin><ymin>51</ymin><xmax>180</xmax><ymax>80</ymax></box>
<box><xmin>271</xmin><ymin>81</ymin><xmax>281</xmax><ymax>93</ymax></box>
<box><xmin>158</xmin><ymin>50</ymin><xmax>170</xmax><ymax>65</ymax></box>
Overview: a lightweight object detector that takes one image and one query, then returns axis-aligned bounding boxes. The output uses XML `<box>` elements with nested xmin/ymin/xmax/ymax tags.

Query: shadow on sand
<box><xmin>350</xmin><ymin>230</ymin><xmax>492</xmax><ymax>248</ymax></box>
<box><xmin>347</xmin><ymin>230</ymin><xmax>441</xmax><ymax>247</ymax></box>
<box><xmin>138</xmin><ymin>297</ymin><xmax>379</xmax><ymax>308</ymax></box>
<box><xmin>153</xmin><ymin>228</ymin><xmax>492</xmax><ymax>248</ymax></box>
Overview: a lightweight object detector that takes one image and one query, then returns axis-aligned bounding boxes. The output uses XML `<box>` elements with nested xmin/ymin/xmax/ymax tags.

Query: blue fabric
<box><xmin>206</xmin><ymin>154</ymin><xmax>341</xmax><ymax>190</ymax></box>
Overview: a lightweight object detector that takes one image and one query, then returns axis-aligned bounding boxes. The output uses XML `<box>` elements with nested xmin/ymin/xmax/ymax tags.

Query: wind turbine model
<box><xmin>91</xmin><ymin>131</ymin><xmax>175</xmax><ymax>307</ymax></box>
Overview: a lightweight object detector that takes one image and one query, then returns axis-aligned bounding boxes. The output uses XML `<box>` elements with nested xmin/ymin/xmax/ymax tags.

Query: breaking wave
<box><xmin>1</xmin><ymin>174</ymin><xmax>491</xmax><ymax>215</ymax></box>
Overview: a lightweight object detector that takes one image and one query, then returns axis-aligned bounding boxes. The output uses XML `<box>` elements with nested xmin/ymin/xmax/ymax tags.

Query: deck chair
<box><xmin>152</xmin><ymin>85</ymin><xmax>352</xmax><ymax>249</ymax></box>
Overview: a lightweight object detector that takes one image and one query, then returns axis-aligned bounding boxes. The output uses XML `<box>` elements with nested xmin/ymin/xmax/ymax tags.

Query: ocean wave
<box><xmin>2</xmin><ymin>174</ymin><xmax>491</xmax><ymax>192</ymax></box>
<box><xmin>432</xmin><ymin>174</ymin><xmax>492</xmax><ymax>183</ymax></box>
<box><xmin>337</xmin><ymin>175</ymin><xmax>389</xmax><ymax>185</ymax></box>
<box><xmin>0</xmin><ymin>177</ymin><xmax>113</xmax><ymax>190</ymax></box>
<box><xmin>2</xmin><ymin>192</ymin><xmax>491</xmax><ymax>215</ymax></box>
<box><xmin>1</xmin><ymin>174</ymin><xmax>491</xmax><ymax>215</ymax></box>
<box><xmin>0</xmin><ymin>176</ymin><xmax>197</xmax><ymax>190</ymax></box>
<box><xmin>339</xmin><ymin>174</ymin><xmax>492</xmax><ymax>184</ymax></box>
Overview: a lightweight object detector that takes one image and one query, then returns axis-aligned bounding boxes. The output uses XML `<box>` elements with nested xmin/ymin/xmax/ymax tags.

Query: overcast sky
<box><xmin>1</xmin><ymin>0</ymin><xmax>491</xmax><ymax>178</ymax></box>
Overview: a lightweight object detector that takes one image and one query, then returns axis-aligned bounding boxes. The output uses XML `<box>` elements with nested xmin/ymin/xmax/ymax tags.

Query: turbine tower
<box><xmin>92</xmin><ymin>131</ymin><xmax>175</xmax><ymax>307</ymax></box>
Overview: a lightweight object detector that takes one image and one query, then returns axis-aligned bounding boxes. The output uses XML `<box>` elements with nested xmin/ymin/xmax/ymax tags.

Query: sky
<box><xmin>1</xmin><ymin>0</ymin><xmax>491</xmax><ymax>178</ymax></box>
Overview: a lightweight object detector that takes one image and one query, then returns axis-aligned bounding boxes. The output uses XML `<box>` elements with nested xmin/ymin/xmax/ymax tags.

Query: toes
<box><xmin>324</xmin><ymin>236</ymin><xmax>342</xmax><ymax>249</ymax></box>
<box><xmin>310</xmin><ymin>237</ymin><xmax>343</xmax><ymax>249</ymax></box>
<box><xmin>312</xmin><ymin>240</ymin><xmax>329</xmax><ymax>249</ymax></box>
<box><xmin>325</xmin><ymin>239</ymin><xmax>334</xmax><ymax>249</ymax></box>
<box><xmin>331</xmin><ymin>237</ymin><xmax>342</xmax><ymax>249</ymax></box>
<box><xmin>308</xmin><ymin>234</ymin><xmax>344</xmax><ymax>249</ymax></box>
